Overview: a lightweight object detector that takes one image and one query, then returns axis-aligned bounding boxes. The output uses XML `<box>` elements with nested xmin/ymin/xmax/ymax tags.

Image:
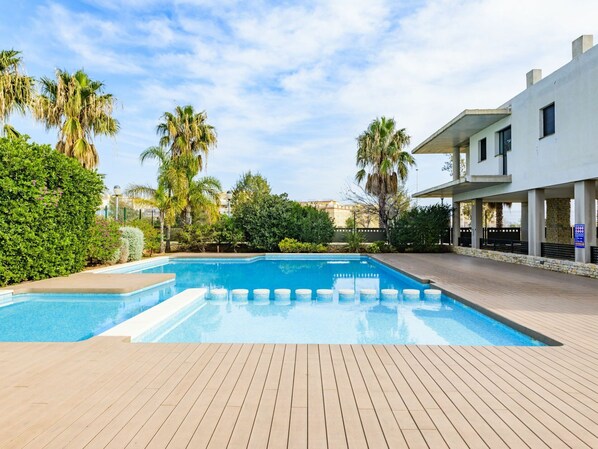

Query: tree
<box><xmin>156</xmin><ymin>105</ymin><xmax>217</xmax><ymax>223</ymax></box>
<box><xmin>188</xmin><ymin>176</ymin><xmax>222</xmax><ymax>224</ymax></box>
<box><xmin>34</xmin><ymin>69</ymin><xmax>119</xmax><ymax>169</ymax></box>
<box><xmin>343</xmin><ymin>181</ymin><xmax>411</xmax><ymax>229</ymax></box>
<box><xmin>355</xmin><ymin>117</ymin><xmax>415</xmax><ymax>235</ymax></box>
<box><xmin>132</xmin><ymin>146</ymin><xmax>187</xmax><ymax>251</ymax></box>
<box><xmin>441</xmin><ymin>154</ymin><xmax>466</xmax><ymax>178</ymax></box>
<box><xmin>231</xmin><ymin>171</ymin><xmax>271</xmax><ymax>210</ymax></box>
<box><xmin>0</xmin><ymin>50</ymin><xmax>33</xmax><ymax>137</ymax></box>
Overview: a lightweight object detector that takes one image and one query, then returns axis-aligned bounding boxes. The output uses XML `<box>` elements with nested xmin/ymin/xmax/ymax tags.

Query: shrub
<box><xmin>213</xmin><ymin>215</ymin><xmax>244</xmax><ymax>252</ymax></box>
<box><xmin>233</xmin><ymin>194</ymin><xmax>335</xmax><ymax>251</ymax></box>
<box><xmin>129</xmin><ymin>219</ymin><xmax>160</xmax><ymax>255</ymax></box>
<box><xmin>0</xmin><ymin>137</ymin><xmax>104</xmax><ymax>286</ymax></box>
<box><xmin>278</xmin><ymin>238</ymin><xmax>326</xmax><ymax>253</ymax></box>
<box><xmin>87</xmin><ymin>217</ymin><xmax>122</xmax><ymax>265</ymax></box>
<box><xmin>120</xmin><ymin>226</ymin><xmax>144</xmax><ymax>261</ymax></box>
<box><xmin>367</xmin><ymin>240</ymin><xmax>393</xmax><ymax>254</ymax></box>
<box><xmin>179</xmin><ymin>222</ymin><xmax>215</xmax><ymax>252</ymax></box>
<box><xmin>108</xmin><ymin>237</ymin><xmax>130</xmax><ymax>265</ymax></box>
<box><xmin>345</xmin><ymin>232</ymin><xmax>365</xmax><ymax>253</ymax></box>
<box><xmin>389</xmin><ymin>204</ymin><xmax>451</xmax><ymax>252</ymax></box>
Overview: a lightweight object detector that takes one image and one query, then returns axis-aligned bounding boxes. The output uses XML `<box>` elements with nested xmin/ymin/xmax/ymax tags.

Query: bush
<box><xmin>345</xmin><ymin>232</ymin><xmax>365</xmax><ymax>252</ymax></box>
<box><xmin>278</xmin><ymin>238</ymin><xmax>327</xmax><ymax>253</ymax></box>
<box><xmin>108</xmin><ymin>237</ymin><xmax>130</xmax><ymax>264</ymax></box>
<box><xmin>120</xmin><ymin>226</ymin><xmax>144</xmax><ymax>261</ymax></box>
<box><xmin>389</xmin><ymin>204</ymin><xmax>451</xmax><ymax>252</ymax></box>
<box><xmin>87</xmin><ymin>217</ymin><xmax>122</xmax><ymax>265</ymax></box>
<box><xmin>233</xmin><ymin>193</ymin><xmax>335</xmax><ymax>251</ymax></box>
<box><xmin>0</xmin><ymin>137</ymin><xmax>104</xmax><ymax>285</ymax></box>
<box><xmin>129</xmin><ymin>219</ymin><xmax>160</xmax><ymax>255</ymax></box>
<box><xmin>213</xmin><ymin>215</ymin><xmax>244</xmax><ymax>252</ymax></box>
<box><xmin>179</xmin><ymin>222</ymin><xmax>215</xmax><ymax>252</ymax></box>
<box><xmin>367</xmin><ymin>240</ymin><xmax>393</xmax><ymax>254</ymax></box>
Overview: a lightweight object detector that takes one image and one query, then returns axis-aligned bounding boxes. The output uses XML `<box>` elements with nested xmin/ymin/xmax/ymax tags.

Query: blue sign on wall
<box><xmin>574</xmin><ymin>224</ymin><xmax>585</xmax><ymax>248</ymax></box>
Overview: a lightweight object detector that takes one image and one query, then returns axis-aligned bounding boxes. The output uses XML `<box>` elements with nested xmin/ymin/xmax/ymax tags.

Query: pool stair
<box><xmin>380</xmin><ymin>289</ymin><xmax>399</xmax><ymax>301</ymax></box>
<box><xmin>338</xmin><ymin>289</ymin><xmax>355</xmax><ymax>302</ymax></box>
<box><xmin>231</xmin><ymin>289</ymin><xmax>249</xmax><ymax>303</ymax></box>
<box><xmin>402</xmin><ymin>289</ymin><xmax>421</xmax><ymax>300</ymax></box>
<box><xmin>295</xmin><ymin>289</ymin><xmax>312</xmax><ymax>301</ymax></box>
<box><xmin>424</xmin><ymin>289</ymin><xmax>442</xmax><ymax>299</ymax></box>
<box><xmin>316</xmin><ymin>289</ymin><xmax>333</xmax><ymax>301</ymax></box>
<box><xmin>359</xmin><ymin>289</ymin><xmax>377</xmax><ymax>302</ymax></box>
<box><xmin>253</xmin><ymin>289</ymin><xmax>270</xmax><ymax>304</ymax></box>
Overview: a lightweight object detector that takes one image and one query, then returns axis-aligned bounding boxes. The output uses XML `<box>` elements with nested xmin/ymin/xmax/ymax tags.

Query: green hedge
<box><xmin>389</xmin><ymin>204</ymin><xmax>451</xmax><ymax>252</ymax></box>
<box><xmin>0</xmin><ymin>137</ymin><xmax>104</xmax><ymax>286</ymax></box>
<box><xmin>120</xmin><ymin>226</ymin><xmax>144</xmax><ymax>261</ymax></box>
<box><xmin>278</xmin><ymin>238</ymin><xmax>327</xmax><ymax>253</ymax></box>
<box><xmin>128</xmin><ymin>219</ymin><xmax>160</xmax><ymax>255</ymax></box>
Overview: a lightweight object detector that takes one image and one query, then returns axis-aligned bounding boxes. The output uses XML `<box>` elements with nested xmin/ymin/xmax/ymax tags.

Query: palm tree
<box><xmin>34</xmin><ymin>69</ymin><xmax>119</xmax><ymax>169</ymax></box>
<box><xmin>0</xmin><ymin>50</ymin><xmax>33</xmax><ymax>137</ymax></box>
<box><xmin>125</xmin><ymin>184</ymin><xmax>184</xmax><ymax>253</ymax></box>
<box><xmin>355</xmin><ymin>116</ymin><xmax>415</xmax><ymax>233</ymax></box>
<box><xmin>188</xmin><ymin>176</ymin><xmax>222</xmax><ymax>224</ymax></box>
<box><xmin>487</xmin><ymin>202</ymin><xmax>512</xmax><ymax>228</ymax></box>
<box><xmin>156</xmin><ymin>105</ymin><xmax>217</xmax><ymax>223</ymax></box>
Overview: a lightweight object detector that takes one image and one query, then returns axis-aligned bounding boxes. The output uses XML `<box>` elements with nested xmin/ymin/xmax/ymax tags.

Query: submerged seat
<box><xmin>295</xmin><ymin>289</ymin><xmax>312</xmax><ymax>301</ymax></box>
<box><xmin>359</xmin><ymin>289</ymin><xmax>377</xmax><ymax>302</ymax></box>
<box><xmin>316</xmin><ymin>289</ymin><xmax>333</xmax><ymax>301</ymax></box>
<box><xmin>338</xmin><ymin>289</ymin><xmax>355</xmax><ymax>302</ymax></box>
<box><xmin>380</xmin><ymin>289</ymin><xmax>399</xmax><ymax>301</ymax></box>
<box><xmin>231</xmin><ymin>289</ymin><xmax>249</xmax><ymax>302</ymax></box>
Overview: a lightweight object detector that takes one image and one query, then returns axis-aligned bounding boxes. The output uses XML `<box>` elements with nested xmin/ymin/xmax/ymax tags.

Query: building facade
<box><xmin>413</xmin><ymin>35</ymin><xmax>598</xmax><ymax>262</ymax></box>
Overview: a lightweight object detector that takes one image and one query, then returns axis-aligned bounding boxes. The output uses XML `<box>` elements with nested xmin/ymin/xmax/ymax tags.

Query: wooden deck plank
<box><xmin>0</xmin><ymin>253</ymin><xmax>597</xmax><ymax>448</ymax></box>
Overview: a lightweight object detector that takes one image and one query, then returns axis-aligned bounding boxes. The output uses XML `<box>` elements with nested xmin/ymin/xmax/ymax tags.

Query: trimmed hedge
<box><xmin>0</xmin><ymin>137</ymin><xmax>104</xmax><ymax>286</ymax></box>
<box><xmin>278</xmin><ymin>238</ymin><xmax>326</xmax><ymax>253</ymax></box>
<box><xmin>120</xmin><ymin>226</ymin><xmax>144</xmax><ymax>261</ymax></box>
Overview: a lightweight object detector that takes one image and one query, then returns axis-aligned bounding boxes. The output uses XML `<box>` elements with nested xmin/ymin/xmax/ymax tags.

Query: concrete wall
<box><xmin>457</xmin><ymin>42</ymin><xmax>598</xmax><ymax>202</ymax></box>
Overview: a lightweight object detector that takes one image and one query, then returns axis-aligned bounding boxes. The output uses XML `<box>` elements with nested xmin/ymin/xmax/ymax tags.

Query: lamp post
<box><xmin>113</xmin><ymin>185</ymin><xmax>122</xmax><ymax>222</ymax></box>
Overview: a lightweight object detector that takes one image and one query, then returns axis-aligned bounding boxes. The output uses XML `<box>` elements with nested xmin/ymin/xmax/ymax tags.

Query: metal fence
<box><xmin>541</xmin><ymin>242</ymin><xmax>575</xmax><ymax>261</ymax></box>
<box><xmin>333</xmin><ymin>228</ymin><xmax>386</xmax><ymax>243</ymax></box>
<box><xmin>480</xmin><ymin>238</ymin><xmax>528</xmax><ymax>255</ymax></box>
<box><xmin>592</xmin><ymin>247</ymin><xmax>598</xmax><ymax>264</ymax></box>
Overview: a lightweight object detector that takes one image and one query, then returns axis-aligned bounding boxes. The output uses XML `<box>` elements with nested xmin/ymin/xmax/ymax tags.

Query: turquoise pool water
<box><xmin>131</xmin><ymin>257</ymin><xmax>543</xmax><ymax>346</ymax></box>
<box><xmin>0</xmin><ymin>284</ymin><xmax>175</xmax><ymax>342</ymax></box>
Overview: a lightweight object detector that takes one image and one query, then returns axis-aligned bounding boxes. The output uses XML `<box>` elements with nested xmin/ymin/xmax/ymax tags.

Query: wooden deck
<box><xmin>1</xmin><ymin>253</ymin><xmax>598</xmax><ymax>448</ymax></box>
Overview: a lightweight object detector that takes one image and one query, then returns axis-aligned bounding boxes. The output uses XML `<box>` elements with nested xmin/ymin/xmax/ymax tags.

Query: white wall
<box><xmin>458</xmin><ymin>43</ymin><xmax>598</xmax><ymax>202</ymax></box>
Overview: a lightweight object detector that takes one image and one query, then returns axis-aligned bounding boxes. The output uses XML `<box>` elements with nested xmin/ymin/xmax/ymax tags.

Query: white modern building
<box><xmin>413</xmin><ymin>35</ymin><xmax>598</xmax><ymax>263</ymax></box>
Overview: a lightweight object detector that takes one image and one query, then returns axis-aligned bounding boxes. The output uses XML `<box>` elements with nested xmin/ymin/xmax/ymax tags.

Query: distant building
<box><xmin>299</xmin><ymin>200</ymin><xmax>380</xmax><ymax>228</ymax></box>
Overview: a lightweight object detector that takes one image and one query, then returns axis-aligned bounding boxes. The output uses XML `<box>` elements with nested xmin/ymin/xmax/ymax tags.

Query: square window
<box><xmin>479</xmin><ymin>138</ymin><xmax>487</xmax><ymax>162</ymax></box>
<box><xmin>541</xmin><ymin>103</ymin><xmax>555</xmax><ymax>137</ymax></box>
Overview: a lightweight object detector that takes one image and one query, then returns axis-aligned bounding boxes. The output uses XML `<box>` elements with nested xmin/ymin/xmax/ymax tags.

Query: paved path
<box><xmin>0</xmin><ymin>253</ymin><xmax>597</xmax><ymax>448</ymax></box>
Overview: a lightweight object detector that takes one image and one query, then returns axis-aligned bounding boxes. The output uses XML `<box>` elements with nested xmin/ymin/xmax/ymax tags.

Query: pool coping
<box><xmin>100</xmin><ymin>288</ymin><xmax>207</xmax><ymax>341</ymax></box>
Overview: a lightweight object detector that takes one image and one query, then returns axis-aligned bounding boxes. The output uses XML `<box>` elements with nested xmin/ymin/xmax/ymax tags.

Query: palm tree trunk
<box><xmin>378</xmin><ymin>195</ymin><xmax>389</xmax><ymax>240</ymax></box>
<box><xmin>496</xmin><ymin>204</ymin><xmax>504</xmax><ymax>228</ymax></box>
<box><xmin>166</xmin><ymin>225</ymin><xmax>171</xmax><ymax>252</ymax></box>
<box><xmin>183</xmin><ymin>205</ymin><xmax>192</xmax><ymax>225</ymax></box>
<box><xmin>159</xmin><ymin>215</ymin><xmax>165</xmax><ymax>253</ymax></box>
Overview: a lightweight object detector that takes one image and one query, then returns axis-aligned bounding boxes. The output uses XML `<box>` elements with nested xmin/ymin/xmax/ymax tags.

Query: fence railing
<box><xmin>541</xmin><ymin>242</ymin><xmax>575</xmax><ymax>261</ymax></box>
<box><xmin>333</xmin><ymin>228</ymin><xmax>386</xmax><ymax>243</ymax></box>
<box><xmin>481</xmin><ymin>238</ymin><xmax>528</xmax><ymax>255</ymax></box>
<box><xmin>592</xmin><ymin>247</ymin><xmax>598</xmax><ymax>264</ymax></box>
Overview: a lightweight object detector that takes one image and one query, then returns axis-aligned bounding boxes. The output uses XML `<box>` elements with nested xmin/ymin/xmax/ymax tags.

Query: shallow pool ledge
<box><xmin>101</xmin><ymin>288</ymin><xmax>206</xmax><ymax>340</ymax></box>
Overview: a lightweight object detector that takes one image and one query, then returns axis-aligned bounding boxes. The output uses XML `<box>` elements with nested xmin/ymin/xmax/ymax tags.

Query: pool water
<box><xmin>131</xmin><ymin>257</ymin><xmax>544</xmax><ymax>346</ymax></box>
<box><xmin>0</xmin><ymin>284</ymin><xmax>176</xmax><ymax>342</ymax></box>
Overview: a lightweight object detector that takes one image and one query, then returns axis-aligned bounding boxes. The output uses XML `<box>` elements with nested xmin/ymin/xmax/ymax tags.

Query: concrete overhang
<box><xmin>412</xmin><ymin>109</ymin><xmax>511</xmax><ymax>154</ymax></box>
<box><xmin>413</xmin><ymin>175</ymin><xmax>512</xmax><ymax>198</ymax></box>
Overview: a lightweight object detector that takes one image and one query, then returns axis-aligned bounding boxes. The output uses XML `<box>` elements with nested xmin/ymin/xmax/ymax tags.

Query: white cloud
<box><xmin>4</xmin><ymin>0</ymin><xmax>598</xmax><ymax>208</ymax></box>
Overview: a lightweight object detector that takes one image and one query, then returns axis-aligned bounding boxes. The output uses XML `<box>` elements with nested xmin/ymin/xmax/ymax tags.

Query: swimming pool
<box><xmin>123</xmin><ymin>256</ymin><xmax>544</xmax><ymax>346</ymax></box>
<box><xmin>0</xmin><ymin>284</ymin><xmax>176</xmax><ymax>342</ymax></box>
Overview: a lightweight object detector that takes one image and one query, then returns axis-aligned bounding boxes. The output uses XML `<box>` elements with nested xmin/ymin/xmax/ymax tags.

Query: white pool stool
<box><xmin>424</xmin><ymin>289</ymin><xmax>442</xmax><ymax>299</ymax></box>
<box><xmin>360</xmin><ymin>289</ymin><xmax>377</xmax><ymax>302</ymax></box>
<box><xmin>380</xmin><ymin>289</ymin><xmax>399</xmax><ymax>301</ymax></box>
<box><xmin>338</xmin><ymin>289</ymin><xmax>355</xmax><ymax>302</ymax></box>
<box><xmin>253</xmin><ymin>289</ymin><xmax>270</xmax><ymax>304</ymax></box>
<box><xmin>274</xmin><ymin>288</ymin><xmax>291</xmax><ymax>304</ymax></box>
<box><xmin>316</xmin><ymin>289</ymin><xmax>333</xmax><ymax>301</ymax></box>
<box><xmin>402</xmin><ymin>289</ymin><xmax>420</xmax><ymax>300</ymax></box>
<box><xmin>295</xmin><ymin>289</ymin><xmax>312</xmax><ymax>301</ymax></box>
<box><xmin>209</xmin><ymin>288</ymin><xmax>228</xmax><ymax>303</ymax></box>
<box><xmin>231</xmin><ymin>289</ymin><xmax>249</xmax><ymax>303</ymax></box>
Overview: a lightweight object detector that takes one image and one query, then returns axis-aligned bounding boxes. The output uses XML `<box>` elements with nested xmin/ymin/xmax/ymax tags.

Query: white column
<box><xmin>528</xmin><ymin>189</ymin><xmax>545</xmax><ymax>256</ymax></box>
<box><xmin>520</xmin><ymin>202</ymin><xmax>528</xmax><ymax>241</ymax></box>
<box><xmin>574</xmin><ymin>180</ymin><xmax>597</xmax><ymax>263</ymax></box>
<box><xmin>471</xmin><ymin>199</ymin><xmax>483</xmax><ymax>249</ymax></box>
<box><xmin>452</xmin><ymin>201</ymin><xmax>460</xmax><ymax>246</ymax></box>
<box><xmin>452</xmin><ymin>147</ymin><xmax>460</xmax><ymax>180</ymax></box>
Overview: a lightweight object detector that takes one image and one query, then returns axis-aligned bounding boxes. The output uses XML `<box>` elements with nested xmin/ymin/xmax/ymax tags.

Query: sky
<box><xmin>3</xmin><ymin>0</ymin><xmax>598</xmax><ymax>221</ymax></box>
